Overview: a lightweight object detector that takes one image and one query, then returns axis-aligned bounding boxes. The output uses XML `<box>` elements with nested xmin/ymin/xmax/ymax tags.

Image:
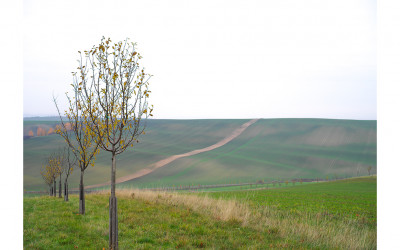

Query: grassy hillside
<box><xmin>124</xmin><ymin>119</ymin><xmax>376</xmax><ymax>188</ymax></box>
<box><xmin>24</xmin><ymin>177</ymin><xmax>376</xmax><ymax>249</ymax></box>
<box><xmin>204</xmin><ymin>176</ymin><xmax>376</xmax><ymax>225</ymax></box>
<box><xmin>24</xmin><ymin>118</ymin><xmax>376</xmax><ymax>191</ymax></box>
<box><xmin>24</xmin><ymin>119</ymin><xmax>245</xmax><ymax>190</ymax></box>
<box><xmin>24</xmin><ymin>194</ymin><xmax>289</xmax><ymax>249</ymax></box>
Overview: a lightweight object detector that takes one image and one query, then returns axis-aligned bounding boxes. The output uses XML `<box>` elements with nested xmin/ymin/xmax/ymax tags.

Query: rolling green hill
<box><xmin>24</xmin><ymin>119</ymin><xmax>246</xmax><ymax>190</ymax></box>
<box><xmin>24</xmin><ymin>118</ymin><xmax>376</xmax><ymax>191</ymax></box>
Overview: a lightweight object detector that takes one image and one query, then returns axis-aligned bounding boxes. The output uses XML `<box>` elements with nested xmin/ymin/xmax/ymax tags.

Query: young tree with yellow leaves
<box><xmin>45</xmin><ymin>153</ymin><xmax>61</xmax><ymax>197</ymax></box>
<box><xmin>40</xmin><ymin>164</ymin><xmax>54</xmax><ymax>196</ymax></box>
<box><xmin>54</xmin><ymin>87</ymin><xmax>101</xmax><ymax>213</ymax></box>
<box><xmin>77</xmin><ymin>36</ymin><xmax>153</xmax><ymax>249</ymax></box>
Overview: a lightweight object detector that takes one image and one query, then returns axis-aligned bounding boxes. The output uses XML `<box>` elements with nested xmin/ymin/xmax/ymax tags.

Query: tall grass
<box><xmin>106</xmin><ymin>188</ymin><xmax>376</xmax><ymax>249</ymax></box>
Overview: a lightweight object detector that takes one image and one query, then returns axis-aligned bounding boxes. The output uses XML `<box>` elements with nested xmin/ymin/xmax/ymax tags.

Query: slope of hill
<box><xmin>123</xmin><ymin>119</ymin><xmax>376</xmax><ymax>188</ymax></box>
<box><xmin>23</xmin><ymin>118</ymin><xmax>376</xmax><ymax>191</ymax></box>
<box><xmin>24</xmin><ymin>119</ymin><xmax>246</xmax><ymax>190</ymax></box>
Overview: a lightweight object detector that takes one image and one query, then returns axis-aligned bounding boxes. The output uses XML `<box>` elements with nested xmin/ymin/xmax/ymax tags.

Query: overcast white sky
<box><xmin>23</xmin><ymin>0</ymin><xmax>376</xmax><ymax>119</ymax></box>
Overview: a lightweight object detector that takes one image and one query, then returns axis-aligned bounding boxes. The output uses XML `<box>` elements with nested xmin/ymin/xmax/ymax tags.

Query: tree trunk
<box><xmin>109</xmin><ymin>152</ymin><xmax>118</xmax><ymax>249</ymax></box>
<box><xmin>79</xmin><ymin>170</ymin><xmax>85</xmax><ymax>214</ymax></box>
<box><xmin>53</xmin><ymin>180</ymin><xmax>57</xmax><ymax>197</ymax></box>
<box><xmin>59</xmin><ymin>175</ymin><xmax>62</xmax><ymax>198</ymax></box>
<box><xmin>64</xmin><ymin>181</ymin><xmax>69</xmax><ymax>202</ymax></box>
<box><xmin>49</xmin><ymin>186</ymin><xmax>52</xmax><ymax>196</ymax></box>
<box><xmin>109</xmin><ymin>196</ymin><xmax>118</xmax><ymax>250</ymax></box>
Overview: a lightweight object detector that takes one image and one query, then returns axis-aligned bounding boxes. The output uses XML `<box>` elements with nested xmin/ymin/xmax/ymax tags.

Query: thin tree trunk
<box><xmin>53</xmin><ymin>180</ymin><xmax>56</xmax><ymax>197</ymax></box>
<box><xmin>111</xmin><ymin>153</ymin><xmax>116</xmax><ymax>198</ymax></box>
<box><xmin>79</xmin><ymin>170</ymin><xmax>85</xmax><ymax>214</ymax></box>
<box><xmin>109</xmin><ymin>152</ymin><xmax>118</xmax><ymax>249</ymax></box>
<box><xmin>64</xmin><ymin>181</ymin><xmax>69</xmax><ymax>201</ymax></box>
<box><xmin>109</xmin><ymin>196</ymin><xmax>118</xmax><ymax>250</ymax></box>
<box><xmin>59</xmin><ymin>175</ymin><xmax>62</xmax><ymax>198</ymax></box>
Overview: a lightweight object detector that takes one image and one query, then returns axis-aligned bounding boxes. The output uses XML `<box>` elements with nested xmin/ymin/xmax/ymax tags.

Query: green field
<box><xmin>24</xmin><ymin>118</ymin><xmax>376</xmax><ymax>191</ymax></box>
<box><xmin>24</xmin><ymin>195</ymin><xmax>289</xmax><ymax>249</ymax></box>
<box><xmin>24</xmin><ymin>177</ymin><xmax>376</xmax><ymax>249</ymax></box>
<box><xmin>24</xmin><ymin>119</ymin><xmax>245</xmax><ymax>190</ymax></box>
<box><xmin>122</xmin><ymin>118</ymin><xmax>376</xmax><ymax>188</ymax></box>
<box><xmin>201</xmin><ymin>176</ymin><xmax>376</xmax><ymax>225</ymax></box>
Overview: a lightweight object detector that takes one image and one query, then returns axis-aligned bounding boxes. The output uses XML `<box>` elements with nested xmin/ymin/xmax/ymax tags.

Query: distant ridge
<box><xmin>23</xmin><ymin>116</ymin><xmax>63</xmax><ymax>121</ymax></box>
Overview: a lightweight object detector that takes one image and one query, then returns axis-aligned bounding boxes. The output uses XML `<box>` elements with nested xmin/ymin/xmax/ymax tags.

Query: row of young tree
<box><xmin>43</xmin><ymin>36</ymin><xmax>153</xmax><ymax>249</ymax></box>
<box><xmin>40</xmin><ymin>146</ymin><xmax>76</xmax><ymax>201</ymax></box>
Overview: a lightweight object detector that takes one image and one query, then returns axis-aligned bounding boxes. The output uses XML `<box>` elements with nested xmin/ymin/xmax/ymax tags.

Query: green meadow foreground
<box><xmin>24</xmin><ymin>177</ymin><xmax>376</xmax><ymax>249</ymax></box>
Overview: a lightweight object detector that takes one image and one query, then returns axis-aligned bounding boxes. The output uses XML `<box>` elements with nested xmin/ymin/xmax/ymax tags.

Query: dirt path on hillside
<box><xmin>84</xmin><ymin>119</ymin><xmax>259</xmax><ymax>189</ymax></box>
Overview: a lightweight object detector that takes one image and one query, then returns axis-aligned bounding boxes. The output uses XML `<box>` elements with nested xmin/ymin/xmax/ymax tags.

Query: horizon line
<box><xmin>22</xmin><ymin>115</ymin><xmax>377</xmax><ymax>121</ymax></box>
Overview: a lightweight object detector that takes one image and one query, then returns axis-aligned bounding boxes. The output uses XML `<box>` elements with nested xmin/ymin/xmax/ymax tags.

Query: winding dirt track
<box><xmin>85</xmin><ymin>119</ymin><xmax>259</xmax><ymax>189</ymax></box>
